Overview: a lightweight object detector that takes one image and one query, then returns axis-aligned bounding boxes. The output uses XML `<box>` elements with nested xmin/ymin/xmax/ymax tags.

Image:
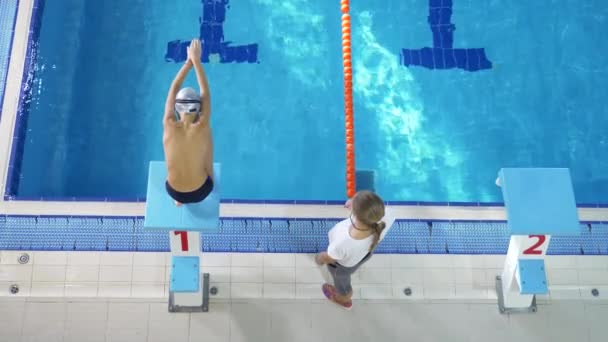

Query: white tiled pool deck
<box><xmin>0</xmin><ymin>298</ymin><xmax>607</xmax><ymax>342</ymax></box>
<box><xmin>1</xmin><ymin>251</ymin><xmax>608</xmax><ymax>342</ymax></box>
<box><xmin>2</xmin><ymin>251</ymin><xmax>608</xmax><ymax>302</ymax></box>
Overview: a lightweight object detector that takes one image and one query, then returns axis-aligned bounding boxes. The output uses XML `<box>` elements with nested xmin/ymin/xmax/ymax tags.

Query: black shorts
<box><xmin>165</xmin><ymin>176</ymin><xmax>214</xmax><ymax>204</ymax></box>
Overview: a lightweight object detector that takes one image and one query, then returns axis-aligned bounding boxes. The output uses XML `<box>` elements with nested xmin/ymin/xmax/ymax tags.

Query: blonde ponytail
<box><xmin>369</xmin><ymin>221</ymin><xmax>387</xmax><ymax>252</ymax></box>
<box><xmin>351</xmin><ymin>190</ymin><xmax>386</xmax><ymax>253</ymax></box>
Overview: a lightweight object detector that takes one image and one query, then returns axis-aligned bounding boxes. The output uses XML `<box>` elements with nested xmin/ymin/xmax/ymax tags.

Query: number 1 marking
<box><xmin>174</xmin><ymin>231</ymin><xmax>189</xmax><ymax>252</ymax></box>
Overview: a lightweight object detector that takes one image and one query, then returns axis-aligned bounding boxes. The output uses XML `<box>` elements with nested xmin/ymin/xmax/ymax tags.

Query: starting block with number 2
<box><xmin>495</xmin><ymin>168</ymin><xmax>580</xmax><ymax>314</ymax></box>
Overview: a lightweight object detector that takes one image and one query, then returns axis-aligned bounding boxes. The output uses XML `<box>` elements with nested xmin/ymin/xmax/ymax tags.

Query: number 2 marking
<box><xmin>523</xmin><ymin>235</ymin><xmax>546</xmax><ymax>255</ymax></box>
<box><xmin>174</xmin><ymin>231</ymin><xmax>189</xmax><ymax>252</ymax></box>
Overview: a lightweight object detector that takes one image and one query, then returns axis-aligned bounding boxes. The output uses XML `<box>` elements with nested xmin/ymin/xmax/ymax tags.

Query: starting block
<box><xmin>495</xmin><ymin>168</ymin><xmax>579</xmax><ymax>314</ymax></box>
<box><xmin>144</xmin><ymin>161</ymin><xmax>221</xmax><ymax>232</ymax></box>
<box><xmin>144</xmin><ymin>161</ymin><xmax>221</xmax><ymax>313</ymax></box>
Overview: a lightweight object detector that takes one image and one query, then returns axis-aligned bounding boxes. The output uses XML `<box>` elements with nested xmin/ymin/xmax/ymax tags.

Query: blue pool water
<box><xmin>13</xmin><ymin>0</ymin><xmax>608</xmax><ymax>203</ymax></box>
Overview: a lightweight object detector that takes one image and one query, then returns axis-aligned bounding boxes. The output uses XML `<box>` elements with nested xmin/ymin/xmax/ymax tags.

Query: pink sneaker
<box><xmin>322</xmin><ymin>283</ymin><xmax>352</xmax><ymax>310</ymax></box>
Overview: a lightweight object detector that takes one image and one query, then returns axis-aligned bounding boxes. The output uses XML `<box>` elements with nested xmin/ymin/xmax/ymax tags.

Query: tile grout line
<box><xmin>145</xmin><ymin>303</ymin><xmax>151</xmax><ymax>342</ymax></box>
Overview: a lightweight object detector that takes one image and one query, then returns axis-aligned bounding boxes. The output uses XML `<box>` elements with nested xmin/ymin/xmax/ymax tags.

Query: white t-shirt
<box><xmin>327</xmin><ymin>218</ymin><xmax>374</xmax><ymax>267</ymax></box>
<box><xmin>327</xmin><ymin>208</ymin><xmax>396</xmax><ymax>268</ymax></box>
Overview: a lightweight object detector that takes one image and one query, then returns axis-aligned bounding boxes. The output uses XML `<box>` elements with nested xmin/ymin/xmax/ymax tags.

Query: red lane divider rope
<box><xmin>341</xmin><ymin>0</ymin><xmax>356</xmax><ymax>198</ymax></box>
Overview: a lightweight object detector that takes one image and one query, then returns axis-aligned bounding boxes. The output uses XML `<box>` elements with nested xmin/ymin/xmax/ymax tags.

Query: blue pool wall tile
<box><xmin>0</xmin><ymin>215</ymin><xmax>604</xmax><ymax>255</ymax></box>
<box><xmin>0</xmin><ymin>0</ymin><xmax>20</xmax><ymax>122</ymax></box>
<box><xmin>5</xmin><ymin>0</ymin><xmax>45</xmax><ymax>198</ymax></box>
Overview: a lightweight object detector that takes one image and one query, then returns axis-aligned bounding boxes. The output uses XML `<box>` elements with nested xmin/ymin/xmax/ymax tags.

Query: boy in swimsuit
<box><xmin>163</xmin><ymin>39</ymin><xmax>214</xmax><ymax>206</ymax></box>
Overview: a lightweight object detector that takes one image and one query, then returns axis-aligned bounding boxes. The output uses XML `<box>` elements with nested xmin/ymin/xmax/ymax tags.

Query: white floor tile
<box><xmin>105</xmin><ymin>328</ymin><xmax>148</xmax><ymax>342</ymax></box>
<box><xmin>64</xmin><ymin>302</ymin><xmax>107</xmax><ymax>342</ymax></box>
<box><xmin>423</xmin><ymin>268</ymin><xmax>455</xmax><ymax>285</ymax></box>
<box><xmin>131</xmin><ymin>283</ymin><xmax>165</xmax><ymax>298</ymax></box>
<box><xmin>148</xmin><ymin>303</ymin><xmax>190</xmax><ymax>342</ymax></box>
<box><xmin>230</xmin><ymin>302</ymin><xmax>271</xmax><ymax>342</ymax></box>
<box><xmin>67</xmin><ymin>252</ymin><xmax>101</xmax><ymax>266</ymax></box>
<box><xmin>209</xmin><ymin>282</ymin><xmax>231</xmax><ymax>300</ymax></box>
<box><xmin>548</xmin><ymin>286</ymin><xmax>581</xmax><ymax>300</ymax></box>
<box><xmin>452</xmin><ymin>254</ymin><xmax>483</xmax><ymax>268</ymax></box>
<box><xmin>295</xmin><ymin>267</ymin><xmax>326</xmax><ymax>283</ymax></box>
<box><xmin>22</xmin><ymin>302</ymin><xmax>66</xmax><ymax>342</ymax></box>
<box><xmin>424</xmin><ymin>255</ymin><xmax>453</xmax><ymax>268</ymax></box>
<box><xmin>132</xmin><ymin>266</ymin><xmax>165</xmax><ymax>283</ymax></box>
<box><xmin>586</xmin><ymin>303</ymin><xmax>608</xmax><ymax>342</ymax></box>
<box><xmin>263</xmin><ymin>253</ymin><xmax>296</xmax><ymax>268</ymax></box>
<box><xmin>66</xmin><ymin>301</ymin><xmax>108</xmax><ymax>321</ymax></box>
<box><xmin>231</xmin><ymin>283</ymin><xmax>263</xmax><ymax>299</ymax></box>
<box><xmin>231</xmin><ymin>253</ymin><xmax>263</xmax><ymax>267</ymax></box>
<box><xmin>392</xmin><ymin>285</ymin><xmax>424</xmax><ymax>300</ymax></box>
<box><xmin>311</xmin><ymin>302</ymin><xmax>392</xmax><ymax>341</ymax></box>
<box><xmin>545</xmin><ymin>255</ymin><xmax>578</xmax><ymax>269</ymax></box>
<box><xmin>392</xmin><ymin>303</ymin><xmax>472</xmax><ymax>342</ymax></box>
<box><xmin>545</xmin><ymin>302</ymin><xmax>587</xmax><ymax>342</ymax></box>
<box><xmin>424</xmin><ymin>286</ymin><xmax>457</xmax><ymax>299</ymax></box>
<box><xmin>547</xmin><ymin>268</ymin><xmax>579</xmax><ymax>285</ymax></box>
<box><xmin>453</xmin><ymin>267</ymin><xmax>475</xmax><ymax>285</ymax></box>
<box><xmin>133</xmin><ymin>252</ymin><xmax>167</xmax><ymax>266</ymax></box>
<box><xmin>581</xmin><ymin>286</ymin><xmax>608</xmax><ymax>300</ymax></box>
<box><xmin>296</xmin><ymin>284</ymin><xmax>325</xmax><ymax>299</ymax></box>
<box><xmin>263</xmin><ymin>283</ymin><xmax>296</xmax><ymax>299</ymax></box>
<box><xmin>32</xmin><ymin>251</ymin><xmax>67</xmax><ymax>265</ymax></box>
<box><xmin>0</xmin><ymin>300</ymin><xmax>25</xmax><ymax>340</ymax></box>
<box><xmin>263</xmin><ymin>267</ymin><xmax>295</xmax><ymax>283</ymax></box>
<box><xmin>32</xmin><ymin>265</ymin><xmax>66</xmax><ymax>282</ymax></box>
<box><xmin>391</xmin><ymin>254</ymin><xmax>425</xmax><ymax>268</ymax></box>
<box><xmin>579</xmin><ymin>270</ymin><xmax>608</xmax><ymax>285</ymax></box>
<box><xmin>107</xmin><ymin>302</ymin><xmax>149</xmax><ymax>330</ymax></box>
<box><xmin>468</xmin><ymin>304</ymin><xmax>511</xmax><ymax>342</ymax></box>
<box><xmin>485</xmin><ymin>269</ymin><xmax>502</xmax><ymax>285</ymax></box>
<box><xmin>189</xmin><ymin>303</ymin><xmax>230</xmax><ymax>341</ymax></box>
<box><xmin>30</xmin><ymin>282</ymin><xmax>65</xmax><ymax>297</ymax></box>
<box><xmin>66</xmin><ymin>266</ymin><xmax>100</xmax><ymax>282</ymax></box>
<box><xmin>269</xmin><ymin>303</ymin><xmax>313</xmax><ymax>342</ymax></box>
<box><xmin>98</xmin><ymin>283</ymin><xmax>131</xmax><ymax>298</ymax></box>
<box><xmin>356</xmin><ymin>267</ymin><xmax>391</xmax><ymax>284</ymax></box>
<box><xmin>0</xmin><ymin>264</ymin><xmax>33</xmax><ymax>281</ymax></box>
<box><xmin>0</xmin><ymin>251</ymin><xmax>30</xmax><ymax>265</ymax></box>
<box><xmin>295</xmin><ymin>253</ymin><xmax>317</xmax><ymax>267</ymax></box>
<box><xmin>200</xmin><ymin>252</ymin><xmax>231</xmax><ymax>267</ymax></box>
<box><xmin>361</xmin><ymin>254</ymin><xmax>392</xmax><ymax>268</ymax></box>
<box><xmin>100</xmin><ymin>265</ymin><xmax>132</xmax><ymax>282</ymax></box>
<box><xmin>204</xmin><ymin>266</ymin><xmax>231</xmax><ymax>283</ymax></box>
<box><xmin>65</xmin><ymin>282</ymin><xmax>98</xmax><ymax>297</ymax></box>
<box><xmin>508</xmin><ymin>303</ymin><xmax>551</xmax><ymax>342</ymax></box>
<box><xmin>455</xmin><ymin>285</ymin><xmax>489</xmax><ymax>300</ymax></box>
<box><xmin>100</xmin><ymin>252</ymin><xmax>133</xmax><ymax>266</ymax></box>
<box><xmin>0</xmin><ymin>281</ymin><xmax>31</xmax><ymax>297</ymax></box>
<box><xmin>231</xmin><ymin>267</ymin><xmax>263</xmax><ymax>283</ymax></box>
<box><xmin>361</xmin><ymin>285</ymin><xmax>393</xmax><ymax>299</ymax></box>
<box><xmin>483</xmin><ymin>255</ymin><xmax>506</xmax><ymax>268</ymax></box>
<box><xmin>576</xmin><ymin>256</ymin><xmax>608</xmax><ymax>269</ymax></box>
<box><xmin>391</xmin><ymin>268</ymin><xmax>424</xmax><ymax>285</ymax></box>
<box><xmin>65</xmin><ymin>322</ymin><xmax>107</xmax><ymax>342</ymax></box>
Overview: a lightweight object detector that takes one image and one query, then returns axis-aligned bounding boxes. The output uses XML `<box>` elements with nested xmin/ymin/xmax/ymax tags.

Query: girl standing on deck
<box><xmin>315</xmin><ymin>190</ymin><xmax>393</xmax><ymax>309</ymax></box>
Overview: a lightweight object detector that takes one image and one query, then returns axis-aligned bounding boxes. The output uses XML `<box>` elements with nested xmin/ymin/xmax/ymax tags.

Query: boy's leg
<box><xmin>203</xmin><ymin>127</ymin><xmax>214</xmax><ymax>181</ymax></box>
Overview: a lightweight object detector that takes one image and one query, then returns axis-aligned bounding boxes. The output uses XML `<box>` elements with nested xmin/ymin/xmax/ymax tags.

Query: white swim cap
<box><xmin>175</xmin><ymin>87</ymin><xmax>201</xmax><ymax>114</ymax></box>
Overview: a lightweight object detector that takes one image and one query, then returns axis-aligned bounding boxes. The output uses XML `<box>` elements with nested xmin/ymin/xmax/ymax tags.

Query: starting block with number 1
<box><xmin>144</xmin><ymin>161</ymin><xmax>221</xmax><ymax>313</ymax></box>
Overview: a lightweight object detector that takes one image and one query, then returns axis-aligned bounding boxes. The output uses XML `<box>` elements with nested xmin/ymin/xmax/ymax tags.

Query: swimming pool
<box><xmin>8</xmin><ymin>0</ymin><xmax>608</xmax><ymax>204</ymax></box>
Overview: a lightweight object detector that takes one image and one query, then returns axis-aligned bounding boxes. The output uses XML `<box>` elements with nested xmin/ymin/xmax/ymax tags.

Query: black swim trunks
<box><xmin>165</xmin><ymin>176</ymin><xmax>214</xmax><ymax>204</ymax></box>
